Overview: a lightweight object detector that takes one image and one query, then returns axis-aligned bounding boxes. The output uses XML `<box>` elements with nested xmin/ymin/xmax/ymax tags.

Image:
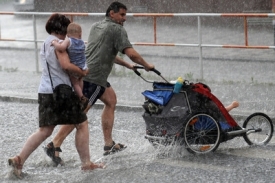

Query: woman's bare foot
<box><xmin>8</xmin><ymin>156</ymin><xmax>23</xmax><ymax>179</ymax></box>
<box><xmin>81</xmin><ymin>162</ymin><xmax>106</xmax><ymax>171</ymax></box>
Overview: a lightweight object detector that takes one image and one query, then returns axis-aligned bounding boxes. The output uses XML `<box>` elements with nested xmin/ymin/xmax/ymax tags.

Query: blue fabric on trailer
<box><xmin>142</xmin><ymin>82</ymin><xmax>174</xmax><ymax>106</ymax></box>
<box><xmin>142</xmin><ymin>90</ymin><xmax>173</xmax><ymax>106</ymax></box>
<box><xmin>219</xmin><ymin>122</ymin><xmax>232</xmax><ymax>130</ymax></box>
<box><xmin>193</xmin><ymin>116</ymin><xmax>232</xmax><ymax>131</ymax></box>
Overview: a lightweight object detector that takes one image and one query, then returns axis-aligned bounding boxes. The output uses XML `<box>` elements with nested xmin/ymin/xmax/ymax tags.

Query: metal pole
<box><xmin>273</xmin><ymin>0</ymin><xmax>275</xmax><ymax>46</ymax></box>
<box><xmin>244</xmin><ymin>17</ymin><xmax>248</xmax><ymax>46</ymax></box>
<box><xmin>197</xmin><ymin>16</ymin><xmax>203</xmax><ymax>81</ymax></box>
<box><xmin>32</xmin><ymin>14</ymin><xmax>39</xmax><ymax>73</ymax></box>
<box><xmin>153</xmin><ymin>16</ymin><xmax>157</xmax><ymax>43</ymax></box>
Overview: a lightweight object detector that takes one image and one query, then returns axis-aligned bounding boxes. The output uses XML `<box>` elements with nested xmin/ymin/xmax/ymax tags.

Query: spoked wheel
<box><xmin>184</xmin><ymin>113</ymin><xmax>221</xmax><ymax>154</ymax></box>
<box><xmin>243</xmin><ymin>112</ymin><xmax>273</xmax><ymax>145</ymax></box>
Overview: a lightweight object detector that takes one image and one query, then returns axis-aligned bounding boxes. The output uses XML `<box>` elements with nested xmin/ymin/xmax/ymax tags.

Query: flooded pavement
<box><xmin>1</xmin><ymin>101</ymin><xmax>275</xmax><ymax>183</ymax></box>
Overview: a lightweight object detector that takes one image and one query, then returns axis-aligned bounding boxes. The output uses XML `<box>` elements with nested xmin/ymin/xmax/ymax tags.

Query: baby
<box><xmin>52</xmin><ymin>22</ymin><xmax>88</xmax><ymax>107</ymax></box>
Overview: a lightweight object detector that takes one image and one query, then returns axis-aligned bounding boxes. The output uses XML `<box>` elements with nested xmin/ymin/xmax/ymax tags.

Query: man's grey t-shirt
<box><xmin>84</xmin><ymin>17</ymin><xmax>132</xmax><ymax>87</ymax></box>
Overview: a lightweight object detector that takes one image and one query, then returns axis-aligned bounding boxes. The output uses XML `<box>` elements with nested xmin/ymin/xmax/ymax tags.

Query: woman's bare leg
<box><xmin>19</xmin><ymin>126</ymin><xmax>55</xmax><ymax>165</ymax></box>
<box><xmin>9</xmin><ymin>125</ymin><xmax>55</xmax><ymax>177</ymax></box>
<box><xmin>75</xmin><ymin>120</ymin><xmax>105</xmax><ymax>169</ymax></box>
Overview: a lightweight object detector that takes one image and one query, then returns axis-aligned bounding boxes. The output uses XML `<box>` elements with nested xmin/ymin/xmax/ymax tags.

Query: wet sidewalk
<box><xmin>0</xmin><ymin>70</ymin><xmax>275</xmax><ymax>121</ymax></box>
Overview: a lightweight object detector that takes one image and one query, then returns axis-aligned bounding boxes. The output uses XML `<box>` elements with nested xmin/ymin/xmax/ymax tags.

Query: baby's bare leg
<box><xmin>70</xmin><ymin>75</ymin><xmax>83</xmax><ymax>98</ymax></box>
<box><xmin>225</xmin><ymin>101</ymin><xmax>239</xmax><ymax>112</ymax></box>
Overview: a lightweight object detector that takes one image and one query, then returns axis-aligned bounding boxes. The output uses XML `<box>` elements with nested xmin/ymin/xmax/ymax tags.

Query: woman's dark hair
<box><xmin>45</xmin><ymin>13</ymin><xmax>71</xmax><ymax>35</ymax></box>
<box><xmin>105</xmin><ymin>1</ymin><xmax>127</xmax><ymax>17</ymax></box>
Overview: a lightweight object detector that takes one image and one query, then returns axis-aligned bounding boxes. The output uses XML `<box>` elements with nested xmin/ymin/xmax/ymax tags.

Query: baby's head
<box><xmin>67</xmin><ymin>22</ymin><xmax>82</xmax><ymax>39</ymax></box>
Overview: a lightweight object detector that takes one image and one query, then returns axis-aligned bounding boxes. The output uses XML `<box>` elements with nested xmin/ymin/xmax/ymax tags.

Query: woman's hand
<box><xmin>82</xmin><ymin>69</ymin><xmax>89</xmax><ymax>77</ymax></box>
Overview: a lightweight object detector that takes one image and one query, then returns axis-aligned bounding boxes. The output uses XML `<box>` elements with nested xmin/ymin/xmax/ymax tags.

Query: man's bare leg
<box><xmin>51</xmin><ymin>125</ymin><xmax>75</xmax><ymax>157</ymax></box>
<box><xmin>100</xmin><ymin>86</ymin><xmax>117</xmax><ymax>146</ymax></box>
<box><xmin>99</xmin><ymin>86</ymin><xmax>127</xmax><ymax>156</ymax></box>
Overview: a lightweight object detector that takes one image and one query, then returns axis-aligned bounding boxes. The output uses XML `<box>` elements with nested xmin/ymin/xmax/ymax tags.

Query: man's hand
<box><xmin>144</xmin><ymin>63</ymin><xmax>154</xmax><ymax>71</ymax></box>
<box><xmin>129</xmin><ymin>63</ymin><xmax>136</xmax><ymax>70</ymax></box>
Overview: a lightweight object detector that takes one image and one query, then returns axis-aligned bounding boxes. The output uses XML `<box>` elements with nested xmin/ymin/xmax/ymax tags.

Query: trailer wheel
<box><xmin>184</xmin><ymin>113</ymin><xmax>221</xmax><ymax>154</ymax></box>
<box><xmin>243</xmin><ymin>112</ymin><xmax>273</xmax><ymax>145</ymax></box>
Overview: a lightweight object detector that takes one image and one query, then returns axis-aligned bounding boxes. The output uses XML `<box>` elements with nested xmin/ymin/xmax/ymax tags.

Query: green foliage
<box><xmin>184</xmin><ymin>72</ymin><xmax>194</xmax><ymax>80</ymax></box>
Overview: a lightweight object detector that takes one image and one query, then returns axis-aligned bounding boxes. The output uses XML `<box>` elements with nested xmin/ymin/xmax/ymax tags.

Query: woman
<box><xmin>8</xmin><ymin>13</ymin><xmax>104</xmax><ymax>179</ymax></box>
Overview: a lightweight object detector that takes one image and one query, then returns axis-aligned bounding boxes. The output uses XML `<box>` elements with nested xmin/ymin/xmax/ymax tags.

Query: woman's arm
<box><xmin>55</xmin><ymin>50</ymin><xmax>88</xmax><ymax>77</ymax></box>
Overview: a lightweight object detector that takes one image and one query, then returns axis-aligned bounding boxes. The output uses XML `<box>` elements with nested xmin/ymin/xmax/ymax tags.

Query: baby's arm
<box><xmin>52</xmin><ymin>37</ymin><xmax>70</xmax><ymax>51</ymax></box>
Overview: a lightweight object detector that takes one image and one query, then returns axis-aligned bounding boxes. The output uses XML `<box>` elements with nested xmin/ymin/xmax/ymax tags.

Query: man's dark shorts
<box><xmin>38</xmin><ymin>93</ymin><xmax>87</xmax><ymax>127</ymax></box>
<box><xmin>82</xmin><ymin>80</ymin><xmax>110</xmax><ymax>106</ymax></box>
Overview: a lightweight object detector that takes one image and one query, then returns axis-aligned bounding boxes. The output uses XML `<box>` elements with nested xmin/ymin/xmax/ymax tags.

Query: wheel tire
<box><xmin>184</xmin><ymin>113</ymin><xmax>221</xmax><ymax>154</ymax></box>
<box><xmin>243</xmin><ymin>112</ymin><xmax>274</xmax><ymax>145</ymax></box>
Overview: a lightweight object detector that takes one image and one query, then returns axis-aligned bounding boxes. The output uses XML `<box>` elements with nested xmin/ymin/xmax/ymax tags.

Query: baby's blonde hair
<box><xmin>67</xmin><ymin>22</ymin><xmax>82</xmax><ymax>36</ymax></box>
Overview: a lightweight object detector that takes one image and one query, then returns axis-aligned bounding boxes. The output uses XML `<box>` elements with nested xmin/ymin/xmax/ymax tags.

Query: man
<box><xmin>44</xmin><ymin>1</ymin><xmax>154</xmax><ymax>165</ymax></box>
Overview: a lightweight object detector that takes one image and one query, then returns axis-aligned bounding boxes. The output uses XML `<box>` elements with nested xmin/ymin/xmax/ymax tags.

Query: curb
<box><xmin>0</xmin><ymin>95</ymin><xmax>144</xmax><ymax>112</ymax></box>
<box><xmin>1</xmin><ymin>95</ymin><xmax>274</xmax><ymax>123</ymax></box>
<box><xmin>0</xmin><ymin>95</ymin><xmax>37</xmax><ymax>104</ymax></box>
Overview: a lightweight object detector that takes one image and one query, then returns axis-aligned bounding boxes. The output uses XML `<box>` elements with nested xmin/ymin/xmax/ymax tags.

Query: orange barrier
<box><xmin>0</xmin><ymin>12</ymin><xmax>274</xmax><ymax>77</ymax></box>
<box><xmin>1</xmin><ymin>12</ymin><xmax>274</xmax><ymax>49</ymax></box>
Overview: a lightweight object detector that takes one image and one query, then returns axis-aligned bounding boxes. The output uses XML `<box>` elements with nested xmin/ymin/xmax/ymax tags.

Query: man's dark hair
<box><xmin>45</xmin><ymin>13</ymin><xmax>71</xmax><ymax>35</ymax></box>
<box><xmin>105</xmin><ymin>1</ymin><xmax>127</xmax><ymax>17</ymax></box>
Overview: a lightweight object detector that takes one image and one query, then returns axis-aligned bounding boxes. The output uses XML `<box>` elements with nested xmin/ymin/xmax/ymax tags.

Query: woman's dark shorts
<box><xmin>38</xmin><ymin>93</ymin><xmax>87</xmax><ymax>127</ymax></box>
<box><xmin>82</xmin><ymin>81</ymin><xmax>110</xmax><ymax>106</ymax></box>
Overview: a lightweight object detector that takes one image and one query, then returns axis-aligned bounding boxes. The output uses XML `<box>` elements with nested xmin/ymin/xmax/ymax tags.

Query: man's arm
<box><xmin>123</xmin><ymin>47</ymin><xmax>154</xmax><ymax>71</ymax></box>
<box><xmin>55</xmin><ymin>50</ymin><xmax>88</xmax><ymax>77</ymax></box>
<box><xmin>114</xmin><ymin>56</ymin><xmax>134</xmax><ymax>69</ymax></box>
